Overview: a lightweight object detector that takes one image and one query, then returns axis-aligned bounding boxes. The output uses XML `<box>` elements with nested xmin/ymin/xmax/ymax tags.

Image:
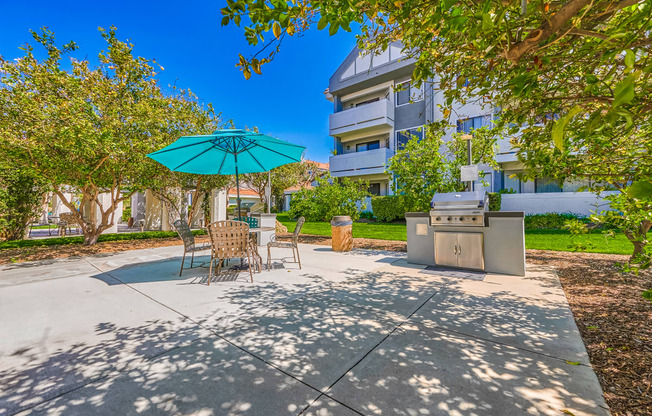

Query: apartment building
<box><xmin>326</xmin><ymin>43</ymin><xmax>610</xmax><ymax>215</ymax></box>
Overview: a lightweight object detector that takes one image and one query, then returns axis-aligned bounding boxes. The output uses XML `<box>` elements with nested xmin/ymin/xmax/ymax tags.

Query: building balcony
<box><xmin>329</xmin><ymin>99</ymin><xmax>394</xmax><ymax>137</ymax></box>
<box><xmin>329</xmin><ymin>148</ymin><xmax>394</xmax><ymax>178</ymax></box>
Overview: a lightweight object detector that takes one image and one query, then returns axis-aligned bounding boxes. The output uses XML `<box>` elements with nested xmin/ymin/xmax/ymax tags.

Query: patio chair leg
<box><xmin>295</xmin><ymin>245</ymin><xmax>301</xmax><ymax>269</ymax></box>
<box><xmin>179</xmin><ymin>251</ymin><xmax>186</xmax><ymax>276</ymax></box>
<box><xmin>292</xmin><ymin>248</ymin><xmax>296</xmax><ymax>263</ymax></box>
<box><xmin>190</xmin><ymin>252</ymin><xmax>195</xmax><ymax>268</ymax></box>
<box><xmin>268</xmin><ymin>246</ymin><xmax>273</xmax><ymax>270</ymax></box>
<box><xmin>246</xmin><ymin>252</ymin><xmax>254</xmax><ymax>283</ymax></box>
<box><xmin>208</xmin><ymin>257</ymin><xmax>214</xmax><ymax>286</ymax></box>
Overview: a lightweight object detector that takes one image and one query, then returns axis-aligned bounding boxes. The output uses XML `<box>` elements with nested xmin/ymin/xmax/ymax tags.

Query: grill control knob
<box><xmin>472</xmin><ymin>217</ymin><xmax>477</xmax><ymax>221</ymax></box>
<box><xmin>447</xmin><ymin>217</ymin><xmax>452</xmax><ymax>221</ymax></box>
<box><xmin>459</xmin><ymin>217</ymin><xmax>464</xmax><ymax>221</ymax></box>
<box><xmin>435</xmin><ymin>217</ymin><xmax>441</xmax><ymax>221</ymax></box>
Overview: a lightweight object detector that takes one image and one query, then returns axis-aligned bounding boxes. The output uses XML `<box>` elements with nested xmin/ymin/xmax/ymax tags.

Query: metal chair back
<box><xmin>235</xmin><ymin>216</ymin><xmax>259</xmax><ymax>228</ymax></box>
<box><xmin>173</xmin><ymin>219</ymin><xmax>195</xmax><ymax>250</ymax></box>
<box><xmin>292</xmin><ymin>216</ymin><xmax>306</xmax><ymax>245</ymax></box>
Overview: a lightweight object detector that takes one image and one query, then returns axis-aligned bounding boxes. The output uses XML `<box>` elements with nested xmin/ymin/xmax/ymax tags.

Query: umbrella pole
<box><xmin>235</xmin><ymin>161</ymin><xmax>242</xmax><ymax>220</ymax></box>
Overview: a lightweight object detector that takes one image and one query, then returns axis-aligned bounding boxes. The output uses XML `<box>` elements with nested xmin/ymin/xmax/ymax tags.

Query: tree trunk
<box><xmin>83</xmin><ymin>230</ymin><xmax>101</xmax><ymax>246</ymax></box>
<box><xmin>627</xmin><ymin>220</ymin><xmax>651</xmax><ymax>265</ymax></box>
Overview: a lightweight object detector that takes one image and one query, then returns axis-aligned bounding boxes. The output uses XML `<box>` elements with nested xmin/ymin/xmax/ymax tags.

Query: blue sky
<box><xmin>0</xmin><ymin>0</ymin><xmax>359</xmax><ymax>162</ymax></box>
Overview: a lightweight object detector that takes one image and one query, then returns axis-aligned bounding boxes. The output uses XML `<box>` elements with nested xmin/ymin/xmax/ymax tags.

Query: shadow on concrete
<box><xmin>0</xmin><ymin>254</ymin><xmax>607</xmax><ymax>416</ymax></box>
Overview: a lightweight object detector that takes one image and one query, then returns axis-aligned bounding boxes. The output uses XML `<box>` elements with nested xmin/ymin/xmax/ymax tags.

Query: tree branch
<box><xmin>505</xmin><ymin>0</ymin><xmax>593</xmax><ymax>62</ymax></box>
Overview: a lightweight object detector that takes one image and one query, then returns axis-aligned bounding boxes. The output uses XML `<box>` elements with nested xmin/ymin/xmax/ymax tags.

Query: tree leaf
<box><xmin>317</xmin><ymin>16</ymin><xmax>328</xmax><ymax>30</ymax></box>
<box><xmin>552</xmin><ymin>105</ymin><xmax>582</xmax><ymax>151</ymax></box>
<box><xmin>329</xmin><ymin>22</ymin><xmax>339</xmax><ymax>36</ymax></box>
<box><xmin>627</xmin><ymin>181</ymin><xmax>652</xmax><ymax>198</ymax></box>
<box><xmin>272</xmin><ymin>22</ymin><xmax>282</xmax><ymax>39</ymax></box>
<box><xmin>612</xmin><ymin>74</ymin><xmax>635</xmax><ymax>108</ymax></box>
<box><xmin>251</xmin><ymin>59</ymin><xmax>262</xmax><ymax>75</ymax></box>
<box><xmin>482</xmin><ymin>13</ymin><xmax>494</xmax><ymax>32</ymax></box>
<box><xmin>243</xmin><ymin>66</ymin><xmax>251</xmax><ymax>80</ymax></box>
<box><xmin>565</xmin><ymin>360</ymin><xmax>581</xmax><ymax>365</ymax></box>
<box><xmin>624</xmin><ymin>49</ymin><xmax>635</xmax><ymax>72</ymax></box>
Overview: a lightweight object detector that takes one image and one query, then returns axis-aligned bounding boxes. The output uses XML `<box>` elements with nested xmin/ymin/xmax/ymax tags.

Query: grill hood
<box><xmin>430</xmin><ymin>191</ymin><xmax>488</xmax><ymax>210</ymax></box>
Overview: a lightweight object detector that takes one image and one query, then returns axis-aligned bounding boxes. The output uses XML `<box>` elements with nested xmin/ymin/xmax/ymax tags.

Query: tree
<box><xmin>387</xmin><ymin>124</ymin><xmax>497</xmax><ymax>211</ymax></box>
<box><xmin>0</xmin><ymin>28</ymin><xmax>219</xmax><ymax>244</ymax></box>
<box><xmin>222</xmin><ymin>0</ymin><xmax>652</xmax><ymax>265</ymax></box>
<box><xmin>0</xmin><ymin>164</ymin><xmax>50</xmax><ymax>241</ymax></box>
<box><xmin>288</xmin><ymin>173</ymin><xmax>369</xmax><ymax>221</ymax></box>
<box><xmin>149</xmin><ymin>173</ymin><xmax>233</xmax><ymax>228</ymax></box>
<box><xmin>242</xmin><ymin>160</ymin><xmax>319</xmax><ymax>211</ymax></box>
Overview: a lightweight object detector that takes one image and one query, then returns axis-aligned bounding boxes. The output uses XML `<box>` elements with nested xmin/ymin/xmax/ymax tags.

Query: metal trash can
<box><xmin>331</xmin><ymin>215</ymin><xmax>353</xmax><ymax>252</ymax></box>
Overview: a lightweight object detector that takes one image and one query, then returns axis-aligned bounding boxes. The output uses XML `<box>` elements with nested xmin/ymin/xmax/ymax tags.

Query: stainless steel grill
<box><xmin>429</xmin><ymin>191</ymin><xmax>488</xmax><ymax>227</ymax></box>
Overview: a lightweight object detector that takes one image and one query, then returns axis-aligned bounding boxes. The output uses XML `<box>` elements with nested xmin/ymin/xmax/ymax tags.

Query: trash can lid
<box><xmin>331</xmin><ymin>215</ymin><xmax>351</xmax><ymax>222</ymax></box>
<box><xmin>331</xmin><ymin>215</ymin><xmax>353</xmax><ymax>226</ymax></box>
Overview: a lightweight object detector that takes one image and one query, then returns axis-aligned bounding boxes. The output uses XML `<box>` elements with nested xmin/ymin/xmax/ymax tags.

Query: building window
<box><xmin>502</xmin><ymin>171</ymin><xmax>521</xmax><ymax>193</ymax></box>
<box><xmin>396</xmin><ymin>81</ymin><xmax>424</xmax><ymax>106</ymax></box>
<box><xmin>356</xmin><ymin>140</ymin><xmax>380</xmax><ymax>152</ymax></box>
<box><xmin>368</xmin><ymin>183</ymin><xmax>381</xmax><ymax>196</ymax></box>
<box><xmin>457</xmin><ymin>115</ymin><xmax>494</xmax><ymax>134</ymax></box>
<box><xmin>355</xmin><ymin>97</ymin><xmax>380</xmax><ymax>107</ymax></box>
<box><xmin>562</xmin><ymin>179</ymin><xmax>590</xmax><ymax>192</ymax></box>
<box><xmin>396</xmin><ymin>127</ymin><xmax>423</xmax><ymax>150</ymax></box>
<box><xmin>535</xmin><ymin>176</ymin><xmax>562</xmax><ymax>193</ymax></box>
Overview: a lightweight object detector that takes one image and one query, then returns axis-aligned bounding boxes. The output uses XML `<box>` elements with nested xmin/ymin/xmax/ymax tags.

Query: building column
<box><xmin>144</xmin><ymin>189</ymin><xmax>170</xmax><ymax>231</ymax></box>
<box><xmin>131</xmin><ymin>192</ymin><xmax>146</xmax><ymax>222</ymax></box>
<box><xmin>190</xmin><ymin>193</ymin><xmax>205</xmax><ymax>228</ymax></box>
<box><xmin>210</xmin><ymin>189</ymin><xmax>227</xmax><ymax>223</ymax></box>
<box><xmin>52</xmin><ymin>192</ymin><xmax>72</xmax><ymax>217</ymax></box>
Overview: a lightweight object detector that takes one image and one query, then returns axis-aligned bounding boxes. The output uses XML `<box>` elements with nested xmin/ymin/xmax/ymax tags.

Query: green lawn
<box><xmin>277</xmin><ymin>214</ymin><xmax>633</xmax><ymax>255</ymax></box>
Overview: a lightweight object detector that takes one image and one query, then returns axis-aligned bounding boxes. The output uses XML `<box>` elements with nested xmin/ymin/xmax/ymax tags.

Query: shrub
<box><xmin>524</xmin><ymin>213</ymin><xmax>588</xmax><ymax>230</ymax></box>
<box><xmin>0</xmin><ymin>168</ymin><xmax>49</xmax><ymax>241</ymax></box>
<box><xmin>359</xmin><ymin>211</ymin><xmax>375</xmax><ymax>220</ymax></box>
<box><xmin>487</xmin><ymin>192</ymin><xmax>501</xmax><ymax>211</ymax></box>
<box><xmin>121</xmin><ymin>207</ymin><xmax>132</xmax><ymax>223</ymax></box>
<box><xmin>288</xmin><ymin>174</ymin><xmax>368</xmax><ymax>221</ymax></box>
<box><xmin>371</xmin><ymin>195</ymin><xmax>424</xmax><ymax>222</ymax></box>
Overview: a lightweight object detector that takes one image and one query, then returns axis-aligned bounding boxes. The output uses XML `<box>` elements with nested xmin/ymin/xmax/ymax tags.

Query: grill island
<box><xmin>406</xmin><ymin>191</ymin><xmax>526</xmax><ymax>276</ymax></box>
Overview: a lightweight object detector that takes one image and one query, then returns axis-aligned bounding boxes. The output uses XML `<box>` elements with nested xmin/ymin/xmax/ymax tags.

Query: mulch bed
<box><xmin>1</xmin><ymin>234</ymin><xmax>650</xmax><ymax>415</ymax></box>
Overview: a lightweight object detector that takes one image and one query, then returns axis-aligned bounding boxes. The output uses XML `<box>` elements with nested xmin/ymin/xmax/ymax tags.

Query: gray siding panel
<box><xmin>395</xmin><ymin>101</ymin><xmax>426</xmax><ymax>130</ymax></box>
<box><xmin>329</xmin><ymin>43</ymin><xmax>416</xmax><ymax>96</ymax></box>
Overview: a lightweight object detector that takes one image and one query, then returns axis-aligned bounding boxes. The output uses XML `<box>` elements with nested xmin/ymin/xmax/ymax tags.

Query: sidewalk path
<box><xmin>0</xmin><ymin>244</ymin><xmax>609</xmax><ymax>415</ymax></box>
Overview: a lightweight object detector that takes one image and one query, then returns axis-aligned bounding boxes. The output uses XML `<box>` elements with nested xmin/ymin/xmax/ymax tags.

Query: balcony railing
<box><xmin>329</xmin><ymin>99</ymin><xmax>394</xmax><ymax>137</ymax></box>
<box><xmin>329</xmin><ymin>148</ymin><xmax>394</xmax><ymax>177</ymax></box>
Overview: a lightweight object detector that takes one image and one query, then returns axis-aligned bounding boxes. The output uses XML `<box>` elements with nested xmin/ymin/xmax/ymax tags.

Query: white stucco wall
<box><xmin>501</xmin><ymin>192</ymin><xmax>615</xmax><ymax>216</ymax></box>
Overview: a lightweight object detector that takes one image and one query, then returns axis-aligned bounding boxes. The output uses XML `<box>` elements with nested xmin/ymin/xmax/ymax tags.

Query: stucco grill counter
<box><xmin>406</xmin><ymin>191</ymin><xmax>526</xmax><ymax>276</ymax></box>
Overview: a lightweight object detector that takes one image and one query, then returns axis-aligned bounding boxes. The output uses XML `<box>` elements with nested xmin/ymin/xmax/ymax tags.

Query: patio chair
<box><xmin>235</xmin><ymin>216</ymin><xmax>259</xmax><ymax>228</ymax></box>
<box><xmin>58</xmin><ymin>212</ymin><xmax>81</xmax><ymax>237</ymax></box>
<box><xmin>173</xmin><ymin>219</ymin><xmax>211</xmax><ymax>276</ymax></box>
<box><xmin>267</xmin><ymin>216</ymin><xmax>305</xmax><ymax>270</ymax></box>
<box><xmin>207</xmin><ymin>220</ymin><xmax>255</xmax><ymax>284</ymax></box>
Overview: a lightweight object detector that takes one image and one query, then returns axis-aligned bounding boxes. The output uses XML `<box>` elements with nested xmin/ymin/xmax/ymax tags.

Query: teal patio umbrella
<box><xmin>148</xmin><ymin>129</ymin><xmax>306</xmax><ymax>218</ymax></box>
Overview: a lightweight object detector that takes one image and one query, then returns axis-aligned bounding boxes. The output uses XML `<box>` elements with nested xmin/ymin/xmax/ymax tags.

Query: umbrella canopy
<box><xmin>148</xmin><ymin>129</ymin><xmax>306</xmax><ymax>218</ymax></box>
<box><xmin>147</xmin><ymin>129</ymin><xmax>305</xmax><ymax>175</ymax></box>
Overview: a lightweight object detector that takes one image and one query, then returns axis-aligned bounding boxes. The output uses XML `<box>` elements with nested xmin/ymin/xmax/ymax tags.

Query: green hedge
<box><xmin>487</xmin><ymin>192</ymin><xmax>501</xmax><ymax>211</ymax></box>
<box><xmin>0</xmin><ymin>229</ymin><xmax>206</xmax><ymax>250</ymax></box>
<box><xmin>524</xmin><ymin>213</ymin><xmax>588</xmax><ymax>230</ymax></box>
<box><xmin>371</xmin><ymin>195</ymin><xmax>424</xmax><ymax>222</ymax></box>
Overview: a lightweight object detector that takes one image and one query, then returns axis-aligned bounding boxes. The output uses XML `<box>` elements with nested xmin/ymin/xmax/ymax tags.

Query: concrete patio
<box><xmin>0</xmin><ymin>244</ymin><xmax>609</xmax><ymax>415</ymax></box>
